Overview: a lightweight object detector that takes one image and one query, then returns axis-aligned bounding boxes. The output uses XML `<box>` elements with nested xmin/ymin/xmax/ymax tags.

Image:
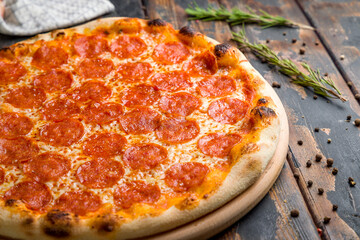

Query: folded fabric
<box><xmin>0</xmin><ymin>0</ymin><xmax>115</xmax><ymax>36</ymax></box>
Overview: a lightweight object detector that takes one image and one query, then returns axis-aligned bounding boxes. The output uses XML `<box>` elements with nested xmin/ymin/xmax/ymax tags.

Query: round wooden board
<box><xmin>146</xmin><ymin>88</ymin><xmax>289</xmax><ymax>240</ymax></box>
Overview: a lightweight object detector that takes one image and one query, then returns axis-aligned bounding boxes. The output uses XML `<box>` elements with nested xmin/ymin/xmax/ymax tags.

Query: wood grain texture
<box><xmin>296</xmin><ymin>0</ymin><xmax>360</xmax><ymax>98</ymax></box>
<box><xmin>222</xmin><ymin>0</ymin><xmax>360</xmax><ymax>239</ymax></box>
<box><xmin>144</xmin><ymin>0</ymin><xmax>320</xmax><ymax>239</ymax></box>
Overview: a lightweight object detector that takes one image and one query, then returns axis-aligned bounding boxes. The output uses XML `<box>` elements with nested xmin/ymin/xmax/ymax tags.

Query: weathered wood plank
<box><xmin>107</xmin><ymin>0</ymin><xmax>145</xmax><ymax>18</ymax></box>
<box><xmin>296</xmin><ymin>0</ymin><xmax>360</xmax><ymax>99</ymax></box>
<box><xmin>144</xmin><ymin>0</ymin><xmax>320</xmax><ymax>239</ymax></box>
<box><xmin>212</xmin><ymin>159</ymin><xmax>320</xmax><ymax>240</ymax></box>
<box><xmin>222</xmin><ymin>0</ymin><xmax>360</xmax><ymax>238</ymax></box>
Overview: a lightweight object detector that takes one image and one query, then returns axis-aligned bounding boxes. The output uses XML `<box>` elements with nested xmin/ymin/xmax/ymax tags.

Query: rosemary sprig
<box><xmin>232</xmin><ymin>29</ymin><xmax>345</xmax><ymax>101</ymax></box>
<box><xmin>185</xmin><ymin>4</ymin><xmax>314</xmax><ymax>30</ymax></box>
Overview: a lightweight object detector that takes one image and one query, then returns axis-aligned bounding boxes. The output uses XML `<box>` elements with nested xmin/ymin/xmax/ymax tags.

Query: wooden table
<box><xmin>1</xmin><ymin>0</ymin><xmax>359</xmax><ymax>239</ymax></box>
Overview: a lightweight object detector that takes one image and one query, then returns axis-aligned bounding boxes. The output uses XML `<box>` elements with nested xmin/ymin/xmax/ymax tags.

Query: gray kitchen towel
<box><xmin>0</xmin><ymin>0</ymin><xmax>115</xmax><ymax>36</ymax></box>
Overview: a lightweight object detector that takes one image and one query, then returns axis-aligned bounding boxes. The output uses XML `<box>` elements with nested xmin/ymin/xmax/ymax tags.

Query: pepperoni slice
<box><xmin>152</xmin><ymin>42</ymin><xmax>189</xmax><ymax>65</ymax></box>
<box><xmin>5</xmin><ymin>86</ymin><xmax>46</xmax><ymax>109</ymax></box>
<box><xmin>197</xmin><ymin>76</ymin><xmax>236</xmax><ymax>97</ymax></box>
<box><xmin>40</xmin><ymin>119</ymin><xmax>84</xmax><ymax>147</ymax></box>
<box><xmin>4</xmin><ymin>181</ymin><xmax>52</xmax><ymax>210</ymax></box>
<box><xmin>41</xmin><ymin>98</ymin><xmax>80</xmax><ymax>121</ymax></box>
<box><xmin>113</xmin><ymin>181</ymin><xmax>161</xmax><ymax>209</ymax></box>
<box><xmin>0</xmin><ymin>167</ymin><xmax>4</xmax><ymax>185</ymax></box>
<box><xmin>123</xmin><ymin>143</ymin><xmax>167</xmax><ymax>170</ymax></box>
<box><xmin>150</xmin><ymin>71</ymin><xmax>192</xmax><ymax>92</ymax></box>
<box><xmin>183</xmin><ymin>50</ymin><xmax>218</xmax><ymax>77</ymax></box>
<box><xmin>83</xmin><ymin>132</ymin><xmax>127</xmax><ymax>158</ymax></box>
<box><xmin>76</xmin><ymin>58</ymin><xmax>114</xmax><ymax>79</ymax></box>
<box><xmin>120</xmin><ymin>108</ymin><xmax>161</xmax><ymax>134</ymax></box>
<box><xmin>165</xmin><ymin>162</ymin><xmax>209</xmax><ymax>192</ymax></box>
<box><xmin>156</xmin><ymin>118</ymin><xmax>199</xmax><ymax>144</ymax></box>
<box><xmin>116</xmin><ymin>62</ymin><xmax>153</xmax><ymax>83</ymax></box>
<box><xmin>83</xmin><ymin>102</ymin><xmax>123</xmax><ymax>124</ymax></box>
<box><xmin>31</xmin><ymin>45</ymin><xmax>68</xmax><ymax>70</ymax></box>
<box><xmin>23</xmin><ymin>152</ymin><xmax>71</xmax><ymax>182</ymax></box>
<box><xmin>76</xmin><ymin>158</ymin><xmax>124</xmax><ymax>188</ymax></box>
<box><xmin>159</xmin><ymin>92</ymin><xmax>201</xmax><ymax>116</ymax></box>
<box><xmin>54</xmin><ymin>191</ymin><xmax>102</xmax><ymax>216</ymax></box>
<box><xmin>0</xmin><ymin>61</ymin><xmax>27</xmax><ymax>85</ymax></box>
<box><xmin>33</xmin><ymin>70</ymin><xmax>72</xmax><ymax>93</ymax></box>
<box><xmin>208</xmin><ymin>98</ymin><xmax>249</xmax><ymax>124</ymax></box>
<box><xmin>0</xmin><ymin>112</ymin><xmax>33</xmax><ymax>137</ymax></box>
<box><xmin>120</xmin><ymin>84</ymin><xmax>160</xmax><ymax>108</ymax></box>
<box><xmin>69</xmin><ymin>81</ymin><xmax>111</xmax><ymax>103</ymax></box>
<box><xmin>74</xmin><ymin>35</ymin><xmax>109</xmax><ymax>58</ymax></box>
<box><xmin>110</xmin><ymin>35</ymin><xmax>147</xmax><ymax>58</ymax></box>
<box><xmin>198</xmin><ymin>133</ymin><xmax>242</xmax><ymax>158</ymax></box>
<box><xmin>0</xmin><ymin>137</ymin><xmax>39</xmax><ymax>165</ymax></box>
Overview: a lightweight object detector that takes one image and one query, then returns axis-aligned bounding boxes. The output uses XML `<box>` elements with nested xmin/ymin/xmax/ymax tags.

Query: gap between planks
<box><xmin>287</xmin><ymin>149</ymin><xmax>330</xmax><ymax>240</ymax></box>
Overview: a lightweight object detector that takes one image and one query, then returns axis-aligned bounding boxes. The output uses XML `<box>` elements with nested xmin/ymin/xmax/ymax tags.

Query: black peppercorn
<box><xmin>323</xmin><ymin>217</ymin><xmax>331</xmax><ymax>224</ymax></box>
<box><xmin>318</xmin><ymin>188</ymin><xmax>324</xmax><ymax>195</ymax></box>
<box><xmin>332</xmin><ymin>168</ymin><xmax>338</xmax><ymax>175</ymax></box>
<box><xmin>326</xmin><ymin>158</ymin><xmax>334</xmax><ymax>167</ymax></box>
<box><xmin>272</xmin><ymin>81</ymin><xmax>281</xmax><ymax>88</ymax></box>
<box><xmin>354</xmin><ymin>119</ymin><xmax>360</xmax><ymax>127</ymax></box>
<box><xmin>307</xmin><ymin>180</ymin><xmax>313</xmax><ymax>188</ymax></box>
<box><xmin>332</xmin><ymin>205</ymin><xmax>338</xmax><ymax>211</ymax></box>
<box><xmin>306</xmin><ymin>160</ymin><xmax>312</xmax><ymax>168</ymax></box>
<box><xmin>299</xmin><ymin>48</ymin><xmax>306</xmax><ymax>55</ymax></box>
<box><xmin>290</xmin><ymin>209</ymin><xmax>299</xmax><ymax>217</ymax></box>
<box><xmin>315</xmin><ymin>154</ymin><xmax>322</xmax><ymax>162</ymax></box>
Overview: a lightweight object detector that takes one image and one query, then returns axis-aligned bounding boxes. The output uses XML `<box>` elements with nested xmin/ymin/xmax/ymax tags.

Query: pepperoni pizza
<box><xmin>0</xmin><ymin>18</ymin><xmax>281</xmax><ymax>239</ymax></box>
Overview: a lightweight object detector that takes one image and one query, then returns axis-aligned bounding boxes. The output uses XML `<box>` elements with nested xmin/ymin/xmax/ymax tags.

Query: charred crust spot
<box><xmin>46</xmin><ymin>210</ymin><xmax>71</xmax><ymax>224</ymax></box>
<box><xmin>95</xmin><ymin>214</ymin><xmax>119</xmax><ymax>234</ymax></box>
<box><xmin>214</xmin><ymin>43</ymin><xmax>231</xmax><ymax>58</ymax></box>
<box><xmin>43</xmin><ymin>210</ymin><xmax>72</xmax><ymax>238</ymax></box>
<box><xmin>257</xmin><ymin>98</ymin><xmax>268</xmax><ymax>105</ymax></box>
<box><xmin>251</xmin><ymin>106</ymin><xmax>276</xmax><ymax>118</ymax></box>
<box><xmin>44</xmin><ymin>227</ymin><xmax>70</xmax><ymax>238</ymax></box>
<box><xmin>55</xmin><ymin>31</ymin><xmax>65</xmax><ymax>38</ymax></box>
<box><xmin>5</xmin><ymin>199</ymin><xmax>16</xmax><ymax>207</ymax></box>
<box><xmin>98</xmin><ymin>222</ymin><xmax>115</xmax><ymax>233</ymax></box>
<box><xmin>23</xmin><ymin>217</ymin><xmax>34</xmax><ymax>225</ymax></box>
<box><xmin>0</xmin><ymin>47</ymin><xmax>11</xmax><ymax>53</ymax></box>
<box><xmin>179</xmin><ymin>26</ymin><xmax>197</xmax><ymax>37</ymax></box>
<box><xmin>148</xmin><ymin>19</ymin><xmax>167</xmax><ymax>27</ymax></box>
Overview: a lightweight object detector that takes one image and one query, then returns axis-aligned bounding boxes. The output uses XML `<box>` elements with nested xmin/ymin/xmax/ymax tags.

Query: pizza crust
<box><xmin>0</xmin><ymin>17</ymin><xmax>283</xmax><ymax>240</ymax></box>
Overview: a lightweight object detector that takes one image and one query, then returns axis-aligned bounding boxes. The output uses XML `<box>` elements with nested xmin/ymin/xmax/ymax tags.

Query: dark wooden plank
<box><xmin>144</xmin><ymin>0</ymin><xmax>320</xmax><ymax>239</ymax></box>
<box><xmin>296</xmin><ymin>0</ymin><xmax>360</xmax><ymax>99</ymax></box>
<box><xmin>222</xmin><ymin>0</ymin><xmax>360</xmax><ymax>239</ymax></box>
<box><xmin>107</xmin><ymin>0</ymin><xmax>145</xmax><ymax>18</ymax></box>
<box><xmin>212</xmin><ymin>160</ymin><xmax>320</xmax><ymax>240</ymax></box>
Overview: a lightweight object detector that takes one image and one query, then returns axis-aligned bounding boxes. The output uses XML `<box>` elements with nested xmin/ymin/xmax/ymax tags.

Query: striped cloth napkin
<box><xmin>0</xmin><ymin>0</ymin><xmax>115</xmax><ymax>36</ymax></box>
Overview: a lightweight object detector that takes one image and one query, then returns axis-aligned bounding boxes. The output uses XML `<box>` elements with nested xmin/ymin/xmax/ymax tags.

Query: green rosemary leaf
<box><xmin>231</xmin><ymin>30</ymin><xmax>345</xmax><ymax>101</ymax></box>
<box><xmin>185</xmin><ymin>4</ymin><xmax>314</xmax><ymax>29</ymax></box>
